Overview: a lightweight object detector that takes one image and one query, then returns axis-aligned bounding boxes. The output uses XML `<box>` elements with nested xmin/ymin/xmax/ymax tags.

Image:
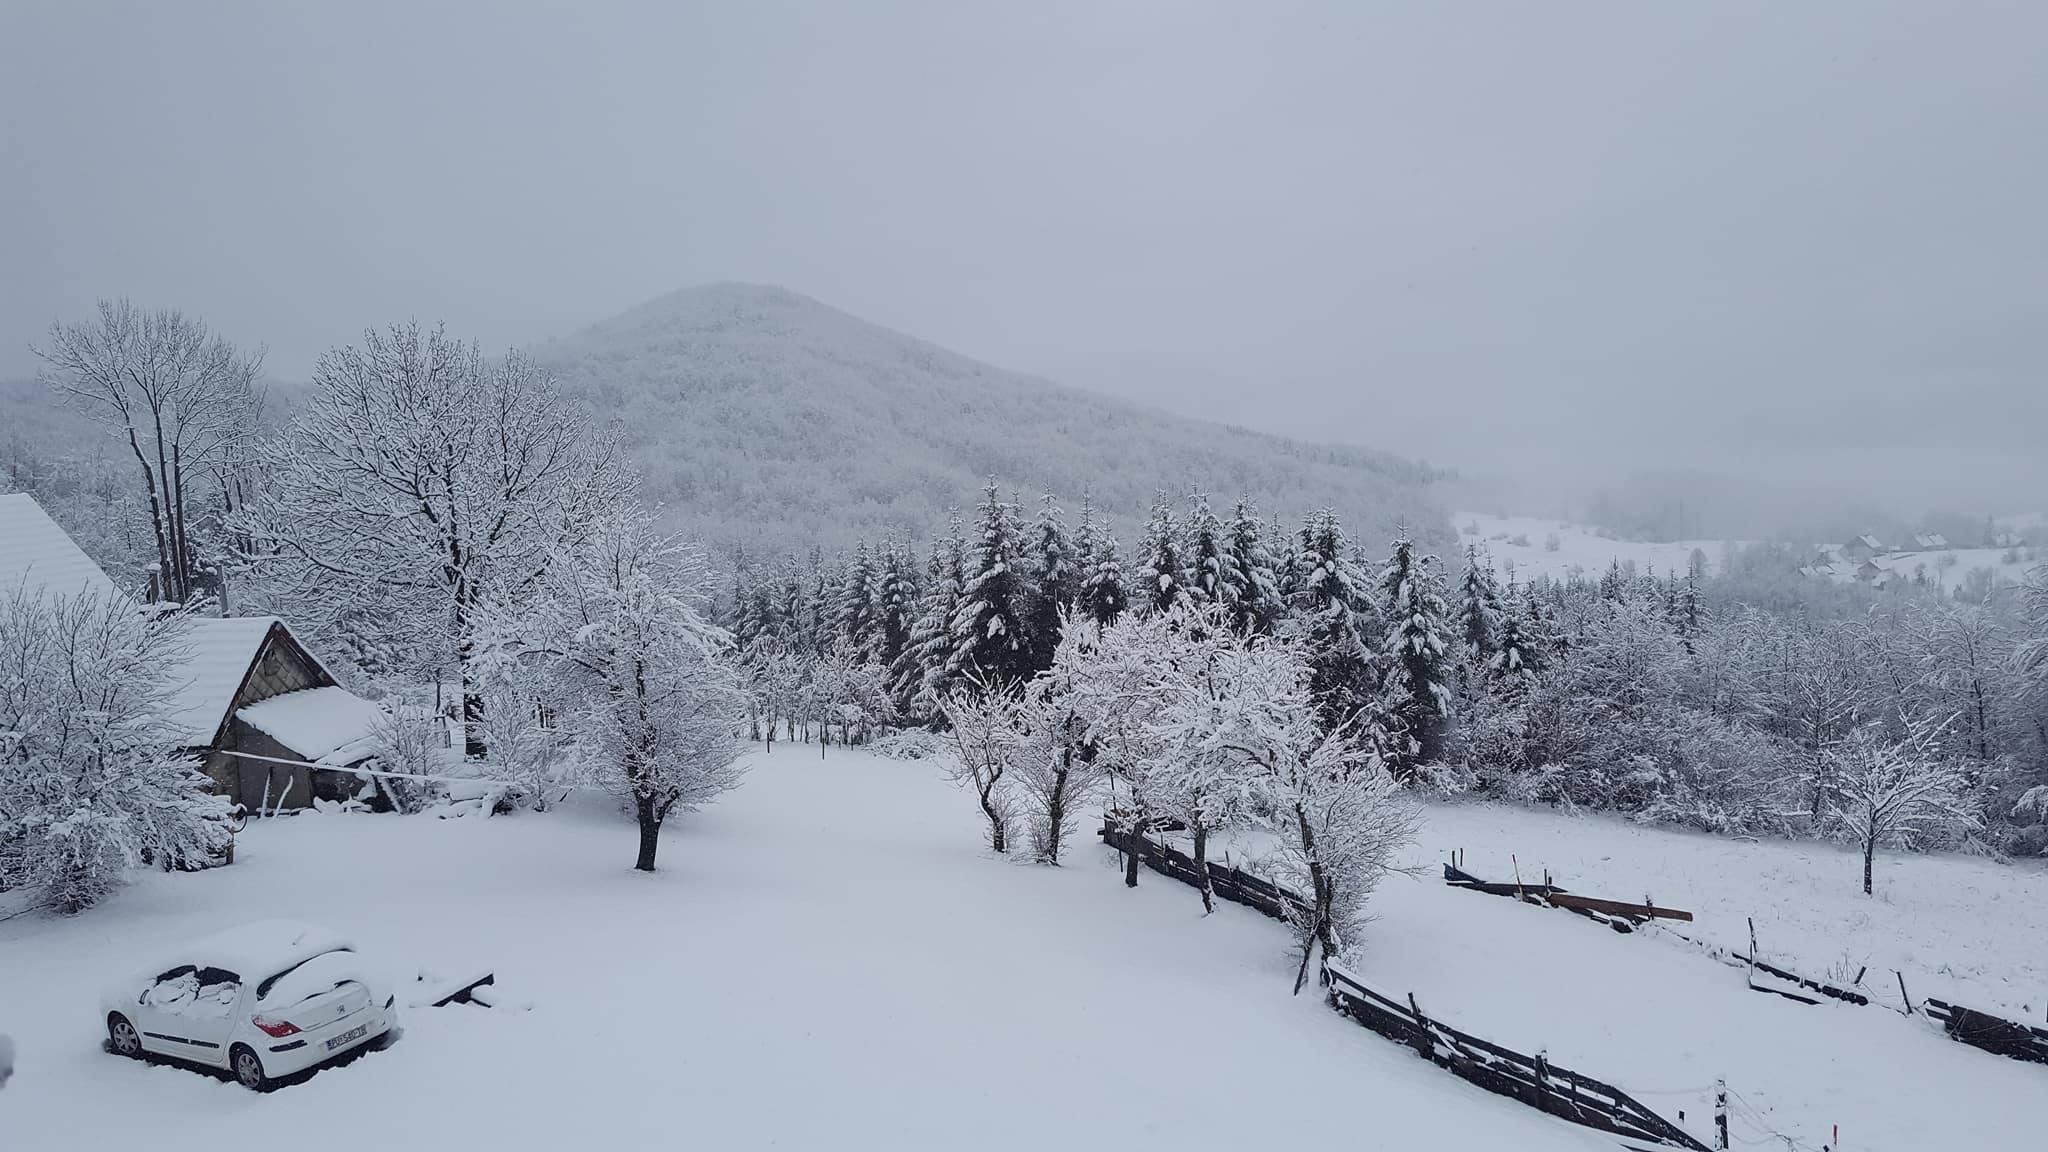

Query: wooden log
<box><xmin>1542</xmin><ymin>892</ymin><xmax>1692</xmax><ymax>923</ymax></box>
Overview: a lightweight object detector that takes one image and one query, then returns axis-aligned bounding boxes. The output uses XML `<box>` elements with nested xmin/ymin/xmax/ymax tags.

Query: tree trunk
<box><xmin>635</xmin><ymin>795</ymin><xmax>662</xmax><ymax>872</ymax></box>
<box><xmin>1862</xmin><ymin>835</ymin><xmax>1875</xmax><ymax>896</ymax></box>
<box><xmin>978</xmin><ymin>781</ymin><xmax>1006</xmax><ymax>853</ymax></box>
<box><xmin>1122</xmin><ymin>818</ymin><xmax>1144</xmax><ymax>887</ymax></box>
<box><xmin>1042</xmin><ymin>758</ymin><xmax>1070</xmax><ymax>865</ymax></box>
<box><xmin>1192</xmin><ymin>822</ymin><xmax>1214</xmax><ymax>914</ymax></box>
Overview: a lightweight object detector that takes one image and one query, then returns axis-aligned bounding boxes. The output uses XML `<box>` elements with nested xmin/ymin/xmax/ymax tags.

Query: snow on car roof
<box><xmin>173</xmin><ymin>919</ymin><xmax>351</xmax><ymax>980</ymax></box>
<box><xmin>237</xmin><ymin>685</ymin><xmax>388</xmax><ymax>764</ymax></box>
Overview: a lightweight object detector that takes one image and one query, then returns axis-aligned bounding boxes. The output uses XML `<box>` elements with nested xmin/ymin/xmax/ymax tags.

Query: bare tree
<box><xmin>1825</xmin><ymin>716</ymin><xmax>1980</xmax><ymax>895</ymax></box>
<box><xmin>940</xmin><ymin>677</ymin><xmax>1022</xmax><ymax>853</ymax></box>
<box><xmin>34</xmin><ymin>300</ymin><xmax>263</xmax><ymax>603</ymax></box>
<box><xmin>236</xmin><ymin>322</ymin><xmax>630</xmax><ymax>754</ymax></box>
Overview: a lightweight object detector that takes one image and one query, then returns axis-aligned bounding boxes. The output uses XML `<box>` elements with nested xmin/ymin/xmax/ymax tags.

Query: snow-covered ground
<box><xmin>4</xmin><ymin>750</ymin><xmax>2040</xmax><ymax>1151</ymax></box>
<box><xmin>1191</xmin><ymin>802</ymin><xmax>2046</xmax><ymax>1152</ymax></box>
<box><xmin>0</xmin><ymin>749</ymin><xmax>1606</xmax><ymax>1152</ymax></box>
<box><xmin>1457</xmin><ymin>513</ymin><xmax>1729</xmax><ymax>584</ymax></box>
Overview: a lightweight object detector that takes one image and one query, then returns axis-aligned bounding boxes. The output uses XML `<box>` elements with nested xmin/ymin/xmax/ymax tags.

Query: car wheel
<box><xmin>107</xmin><ymin>1014</ymin><xmax>143</xmax><ymax>1058</ymax></box>
<box><xmin>229</xmin><ymin>1044</ymin><xmax>268</xmax><ymax>1091</ymax></box>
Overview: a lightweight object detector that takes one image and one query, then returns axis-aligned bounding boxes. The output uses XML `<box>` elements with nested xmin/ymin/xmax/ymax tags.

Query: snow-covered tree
<box><xmin>1291</xmin><ymin>509</ymin><xmax>1379</xmax><ymax>733</ymax></box>
<box><xmin>871</xmin><ymin>539</ymin><xmax>920</xmax><ymax>677</ymax></box>
<box><xmin>1075</xmin><ymin>504</ymin><xmax>1128</xmax><ymax>627</ymax></box>
<box><xmin>939</xmin><ymin>677</ymin><xmax>1024</xmax><ymax>853</ymax></box>
<box><xmin>512</xmin><ymin>508</ymin><xmax>745</xmax><ymax>872</ymax></box>
<box><xmin>237</xmin><ymin>322</ymin><xmax>630</xmax><ymax>754</ymax></box>
<box><xmin>897</xmin><ymin>521</ymin><xmax>967</xmax><ymax>720</ymax></box>
<box><xmin>1181</xmin><ymin>490</ymin><xmax>1235</xmax><ymax>612</ymax></box>
<box><xmin>1133</xmin><ymin>492</ymin><xmax>1186</xmax><ymax>616</ymax></box>
<box><xmin>469</xmin><ymin>642</ymin><xmax>576</xmax><ymax>811</ymax></box>
<box><xmin>835</xmin><ymin>542</ymin><xmax>879</xmax><ymax>662</ymax></box>
<box><xmin>35</xmin><ymin>300</ymin><xmax>264</xmax><ymax>605</ymax></box>
<box><xmin>1224</xmin><ymin>498</ymin><xmax>1283</xmax><ymax>634</ymax></box>
<box><xmin>1825</xmin><ymin>716</ymin><xmax>1979</xmax><ymax>895</ymax></box>
<box><xmin>1455</xmin><ymin>544</ymin><xmax>1499</xmax><ymax>669</ymax></box>
<box><xmin>1379</xmin><ymin>534</ymin><xmax>1454</xmax><ymax>769</ymax></box>
<box><xmin>0</xmin><ymin>588</ymin><xmax>233</xmax><ymax>912</ymax></box>
<box><xmin>1023</xmin><ymin>492</ymin><xmax>1074</xmax><ymax>674</ymax></box>
<box><xmin>948</xmin><ymin>482</ymin><xmax>1033</xmax><ymax>687</ymax></box>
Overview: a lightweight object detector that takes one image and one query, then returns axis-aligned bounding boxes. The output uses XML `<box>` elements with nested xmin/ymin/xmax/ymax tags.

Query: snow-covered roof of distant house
<box><xmin>1912</xmin><ymin>533</ymin><xmax>1948</xmax><ymax>549</ymax></box>
<box><xmin>0</xmin><ymin>493</ymin><xmax>119</xmax><ymax>600</ymax></box>
<box><xmin>237</xmin><ymin>686</ymin><xmax>388</xmax><ymax>765</ymax></box>
<box><xmin>161</xmin><ymin>616</ymin><xmax>284</xmax><ymax>745</ymax></box>
<box><xmin>171</xmin><ymin>919</ymin><xmax>351</xmax><ymax>982</ymax></box>
<box><xmin>1856</xmin><ymin>534</ymin><xmax>1884</xmax><ymax>550</ymax></box>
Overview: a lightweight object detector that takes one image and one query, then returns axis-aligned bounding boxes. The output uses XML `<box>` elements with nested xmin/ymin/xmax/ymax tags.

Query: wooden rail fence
<box><xmin>1099</xmin><ymin>823</ymin><xmax>1709</xmax><ymax>1150</ymax></box>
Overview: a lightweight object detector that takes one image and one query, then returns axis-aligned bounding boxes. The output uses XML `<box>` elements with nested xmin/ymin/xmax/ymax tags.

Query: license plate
<box><xmin>325</xmin><ymin>1023</ymin><xmax>368</xmax><ymax>1051</ymax></box>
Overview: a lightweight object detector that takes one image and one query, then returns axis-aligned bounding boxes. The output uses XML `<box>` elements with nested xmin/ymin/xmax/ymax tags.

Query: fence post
<box><xmin>1406</xmin><ymin>993</ymin><xmax>1434</xmax><ymax>1061</ymax></box>
<box><xmin>1714</xmin><ymin>1080</ymin><xmax>1729</xmax><ymax>1151</ymax></box>
<box><xmin>1895</xmin><ymin>970</ymin><xmax>1914</xmax><ymax>1017</ymax></box>
<box><xmin>1531</xmin><ymin>1050</ymin><xmax>1553</xmax><ymax>1115</ymax></box>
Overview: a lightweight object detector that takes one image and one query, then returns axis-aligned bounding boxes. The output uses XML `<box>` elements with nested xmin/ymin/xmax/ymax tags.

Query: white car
<box><xmin>101</xmin><ymin>919</ymin><xmax>397</xmax><ymax>1090</ymax></box>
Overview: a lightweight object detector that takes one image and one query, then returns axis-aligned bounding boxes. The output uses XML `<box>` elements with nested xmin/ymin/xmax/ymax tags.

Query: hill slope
<box><xmin>537</xmin><ymin>284</ymin><xmax>1447</xmax><ymax>555</ymax></box>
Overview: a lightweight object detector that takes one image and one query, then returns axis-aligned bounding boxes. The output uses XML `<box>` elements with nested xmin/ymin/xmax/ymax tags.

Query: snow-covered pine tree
<box><xmin>872</xmin><ymin>538</ymin><xmax>919</xmax><ymax>676</ymax></box>
<box><xmin>806</xmin><ymin>545</ymin><xmax>835</xmax><ymax>656</ymax></box>
<box><xmin>1224</xmin><ymin>498</ymin><xmax>1283</xmax><ymax>634</ymax></box>
<box><xmin>1181</xmin><ymin>489</ymin><xmax>1236</xmax><ymax>612</ymax></box>
<box><xmin>1271</xmin><ymin>516</ymin><xmax>1302</xmax><ymax>604</ymax></box>
<box><xmin>1134</xmin><ymin>491</ymin><xmax>1186</xmax><ymax>616</ymax></box>
<box><xmin>835</xmin><ymin>541</ymin><xmax>878</xmax><ymax>661</ymax></box>
<box><xmin>1023</xmin><ymin>492</ymin><xmax>1074</xmax><ymax>674</ymax></box>
<box><xmin>1456</xmin><ymin>544</ymin><xmax>1500</xmax><ymax>667</ymax></box>
<box><xmin>899</xmin><ymin>518</ymin><xmax>968</xmax><ymax>719</ymax></box>
<box><xmin>1380</xmin><ymin>532</ymin><xmax>1455</xmax><ymax>770</ymax></box>
<box><xmin>1292</xmin><ymin>508</ymin><xmax>1380</xmax><ymax>733</ymax></box>
<box><xmin>1078</xmin><ymin>513</ymin><xmax>1128</xmax><ymax>626</ymax></box>
<box><xmin>949</xmin><ymin>481</ymin><xmax>1033</xmax><ymax>687</ymax></box>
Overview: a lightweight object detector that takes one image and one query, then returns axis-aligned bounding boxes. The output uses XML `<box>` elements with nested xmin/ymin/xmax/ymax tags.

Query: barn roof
<box><xmin>237</xmin><ymin>685</ymin><xmax>388</xmax><ymax>765</ymax></box>
<box><xmin>162</xmin><ymin>616</ymin><xmax>288</xmax><ymax>745</ymax></box>
<box><xmin>0</xmin><ymin>493</ymin><xmax>119</xmax><ymax>600</ymax></box>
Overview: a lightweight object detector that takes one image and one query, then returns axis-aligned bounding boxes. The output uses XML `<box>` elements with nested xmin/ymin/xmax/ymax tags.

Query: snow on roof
<box><xmin>1856</xmin><ymin>534</ymin><xmax>1884</xmax><ymax>549</ymax></box>
<box><xmin>238</xmin><ymin>685</ymin><xmax>388</xmax><ymax>764</ymax></box>
<box><xmin>0</xmin><ymin>493</ymin><xmax>119</xmax><ymax>600</ymax></box>
<box><xmin>161</xmin><ymin>616</ymin><xmax>280</xmax><ymax>746</ymax></box>
<box><xmin>174</xmin><ymin>919</ymin><xmax>351</xmax><ymax>982</ymax></box>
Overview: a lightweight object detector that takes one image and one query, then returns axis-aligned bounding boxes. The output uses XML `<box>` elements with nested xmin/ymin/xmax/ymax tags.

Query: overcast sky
<box><xmin>3</xmin><ymin>2</ymin><xmax>2043</xmax><ymax>511</ymax></box>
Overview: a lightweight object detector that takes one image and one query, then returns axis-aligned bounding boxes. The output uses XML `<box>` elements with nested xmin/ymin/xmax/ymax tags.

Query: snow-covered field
<box><xmin>1457</xmin><ymin>513</ymin><xmax>1729</xmax><ymax>583</ymax></box>
<box><xmin>3</xmin><ymin>750</ymin><xmax>2041</xmax><ymax>1151</ymax></box>
<box><xmin>0</xmin><ymin>749</ymin><xmax>1605</xmax><ymax>1152</ymax></box>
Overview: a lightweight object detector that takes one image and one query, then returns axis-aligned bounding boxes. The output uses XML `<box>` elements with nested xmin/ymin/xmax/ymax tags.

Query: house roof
<box><xmin>162</xmin><ymin>616</ymin><xmax>287</xmax><ymax>746</ymax></box>
<box><xmin>0</xmin><ymin>493</ymin><xmax>119</xmax><ymax>600</ymax></box>
<box><xmin>1856</xmin><ymin>534</ymin><xmax>1884</xmax><ymax>550</ymax></box>
<box><xmin>237</xmin><ymin>685</ymin><xmax>388</xmax><ymax>764</ymax></box>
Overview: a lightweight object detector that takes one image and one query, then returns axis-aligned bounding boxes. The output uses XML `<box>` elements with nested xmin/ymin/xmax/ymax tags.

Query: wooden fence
<box><xmin>1923</xmin><ymin>999</ymin><xmax>2048</xmax><ymax>1066</ymax></box>
<box><xmin>1444</xmin><ymin>858</ymin><xmax>2048</xmax><ymax>1075</ymax></box>
<box><xmin>1099</xmin><ymin>824</ymin><xmax>1710</xmax><ymax>1151</ymax></box>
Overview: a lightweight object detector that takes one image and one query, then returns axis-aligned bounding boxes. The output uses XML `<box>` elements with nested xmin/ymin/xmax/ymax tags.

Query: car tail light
<box><xmin>251</xmin><ymin>1015</ymin><xmax>300</xmax><ymax>1038</ymax></box>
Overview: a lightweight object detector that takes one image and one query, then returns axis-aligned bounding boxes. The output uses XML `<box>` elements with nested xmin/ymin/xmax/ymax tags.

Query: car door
<box><xmin>133</xmin><ymin>964</ymin><xmax>198</xmax><ymax>1055</ymax></box>
<box><xmin>180</xmin><ymin>967</ymin><xmax>244</xmax><ymax>1067</ymax></box>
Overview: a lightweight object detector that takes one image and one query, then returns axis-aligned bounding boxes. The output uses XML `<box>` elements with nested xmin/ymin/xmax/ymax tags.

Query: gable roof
<box><xmin>162</xmin><ymin>616</ymin><xmax>284</xmax><ymax>745</ymax></box>
<box><xmin>0</xmin><ymin>493</ymin><xmax>119</xmax><ymax>600</ymax></box>
<box><xmin>237</xmin><ymin>685</ymin><xmax>389</xmax><ymax>764</ymax></box>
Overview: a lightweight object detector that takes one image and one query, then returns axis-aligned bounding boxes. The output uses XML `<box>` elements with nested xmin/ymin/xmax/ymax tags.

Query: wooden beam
<box><xmin>1544</xmin><ymin>892</ymin><xmax>1692</xmax><ymax>923</ymax></box>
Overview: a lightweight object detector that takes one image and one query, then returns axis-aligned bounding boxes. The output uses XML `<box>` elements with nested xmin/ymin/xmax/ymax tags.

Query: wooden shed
<box><xmin>165</xmin><ymin>617</ymin><xmax>388</xmax><ymax>813</ymax></box>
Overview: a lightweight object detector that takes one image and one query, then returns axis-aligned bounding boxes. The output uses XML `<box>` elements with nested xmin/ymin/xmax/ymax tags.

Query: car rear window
<box><xmin>255</xmin><ymin>947</ymin><xmax>356</xmax><ymax>1001</ymax></box>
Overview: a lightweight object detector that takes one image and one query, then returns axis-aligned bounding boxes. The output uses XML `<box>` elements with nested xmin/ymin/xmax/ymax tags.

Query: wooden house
<box><xmin>165</xmin><ymin>617</ymin><xmax>389</xmax><ymax>813</ymax></box>
<box><xmin>1</xmin><ymin>493</ymin><xmax>387</xmax><ymax>816</ymax></box>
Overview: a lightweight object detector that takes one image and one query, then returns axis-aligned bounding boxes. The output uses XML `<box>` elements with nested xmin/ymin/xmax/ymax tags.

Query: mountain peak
<box><xmin>540</xmin><ymin>286</ymin><xmax>1446</xmax><ymax>554</ymax></box>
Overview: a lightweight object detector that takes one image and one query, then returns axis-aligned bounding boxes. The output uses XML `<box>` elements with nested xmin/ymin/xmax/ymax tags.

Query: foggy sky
<box><xmin>4</xmin><ymin>2</ymin><xmax>2043</xmax><ymax>513</ymax></box>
